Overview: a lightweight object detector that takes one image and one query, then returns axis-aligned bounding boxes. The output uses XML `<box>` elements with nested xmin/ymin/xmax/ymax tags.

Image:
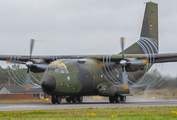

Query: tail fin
<box><xmin>124</xmin><ymin>1</ymin><xmax>158</xmax><ymax>54</ymax></box>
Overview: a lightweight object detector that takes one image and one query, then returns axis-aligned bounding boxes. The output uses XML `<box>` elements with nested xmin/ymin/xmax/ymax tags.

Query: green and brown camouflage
<box><xmin>42</xmin><ymin>58</ymin><xmax>131</xmax><ymax>97</ymax></box>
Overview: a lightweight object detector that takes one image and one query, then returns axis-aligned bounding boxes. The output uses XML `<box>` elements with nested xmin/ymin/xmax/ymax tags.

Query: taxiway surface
<box><xmin>0</xmin><ymin>99</ymin><xmax>177</xmax><ymax>111</ymax></box>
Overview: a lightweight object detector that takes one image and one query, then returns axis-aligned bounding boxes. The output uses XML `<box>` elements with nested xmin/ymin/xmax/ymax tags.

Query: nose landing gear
<box><xmin>51</xmin><ymin>96</ymin><xmax>61</xmax><ymax>104</ymax></box>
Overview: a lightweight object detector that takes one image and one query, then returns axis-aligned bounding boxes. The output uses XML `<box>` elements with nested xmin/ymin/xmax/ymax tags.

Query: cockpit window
<box><xmin>55</xmin><ymin>68</ymin><xmax>60</xmax><ymax>72</ymax></box>
<box><xmin>63</xmin><ymin>68</ymin><xmax>69</xmax><ymax>73</ymax></box>
<box><xmin>46</xmin><ymin>67</ymin><xmax>69</xmax><ymax>73</ymax></box>
<box><xmin>49</xmin><ymin>68</ymin><xmax>55</xmax><ymax>72</ymax></box>
<box><xmin>60</xmin><ymin>69</ymin><xmax>64</xmax><ymax>73</ymax></box>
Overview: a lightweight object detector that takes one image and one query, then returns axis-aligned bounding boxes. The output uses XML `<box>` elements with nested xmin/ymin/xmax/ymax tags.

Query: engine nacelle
<box><xmin>30</xmin><ymin>59</ymin><xmax>48</xmax><ymax>73</ymax></box>
<box><xmin>125</xmin><ymin>58</ymin><xmax>145</xmax><ymax>72</ymax></box>
<box><xmin>30</xmin><ymin>59</ymin><xmax>46</xmax><ymax>64</ymax></box>
<box><xmin>96</xmin><ymin>83</ymin><xmax>130</xmax><ymax>96</ymax></box>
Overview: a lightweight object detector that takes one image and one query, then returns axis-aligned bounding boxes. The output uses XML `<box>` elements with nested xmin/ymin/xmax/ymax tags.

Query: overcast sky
<box><xmin>0</xmin><ymin>0</ymin><xmax>177</xmax><ymax>76</ymax></box>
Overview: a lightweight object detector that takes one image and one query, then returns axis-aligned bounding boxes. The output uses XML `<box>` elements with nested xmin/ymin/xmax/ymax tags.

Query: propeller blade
<box><xmin>27</xmin><ymin>67</ymin><xmax>30</xmax><ymax>73</ymax></box>
<box><xmin>25</xmin><ymin>39</ymin><xmax>35</xmax><ymax>90</ymax></box>
<box><xmin>25</xmin><ymin>68</ymin><xmax>31</xmax><ymax>90</ymax></box>
<box><xmin>120</xmin><ymin>37</ymin><xmax>129</xmax><ymax>89</ymax></box>
<box><xmin>120</xmin><ymin>37</ymin><xmax>125</xmax><ymax>59</ymax></box>
<box><xmin>128</xmin><ymin>59</ymin><xmax>147</xmax><ymax>65</ymax></box>
<box><xmin>122</xmin><ymin>67</ymin><xmax>129</xmax><ymax>89</ymax></box>
<box><xmin>30</xmin><ymin>39</ymin><xmax>35</xmax><ymax>60</ymax></box>
<box><xmin>6</xmin><ymin>59</ymin><xmax>26</xmax><ymax>64</ymax></box>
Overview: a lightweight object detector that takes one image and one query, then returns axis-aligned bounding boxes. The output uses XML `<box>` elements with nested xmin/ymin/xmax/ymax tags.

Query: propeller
<box><xmin>9</xmin><ymin>39</ymin><xmax>47</xmax><ymax>89</ymax></box>
<box><xmin>119</xmin><ymin>37</ymin><xmax>129</xmax><ymax>89</ymax></box>
<box><xmin>25</xmin><ymin>39</ymin><xmax>35</xmax><ymax>90</ymax></box>
<box><xmin>8</xmin><ymin>39</ymin><xmax>49</xmax><ymax>70</ymax></box>
<box><xmin>119</xmin><ymin>37</ymin><xmax>148</xmax><ymax>89</ymax></box>
<box><xmin>6</xmin><ymin>39</ymin><xmax>49</xmax><ymax>90</ymax></box>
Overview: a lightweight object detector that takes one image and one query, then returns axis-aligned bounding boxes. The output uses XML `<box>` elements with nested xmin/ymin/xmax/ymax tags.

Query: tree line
<box><xmin>0</xmin><ymin>65</ymin><xmax>42</xmax><ymax>85</ymax></box>
<box><xmin>0</xmin><ymin>65</ymin><xmax>177</xmax><ymax>89</ymax></box>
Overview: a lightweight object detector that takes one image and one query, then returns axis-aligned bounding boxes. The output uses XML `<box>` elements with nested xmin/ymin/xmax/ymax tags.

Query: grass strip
<box><xmin>0</xmin><ymin>106</ymin><xmax>177</xmax><ymax>119</ymax></box>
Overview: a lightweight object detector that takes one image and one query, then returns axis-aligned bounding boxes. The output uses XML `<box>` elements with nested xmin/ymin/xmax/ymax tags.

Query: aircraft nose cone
<box><xmin>41</xmin><ymin>75</ymin><xmax>56</xmax><ymax>93</ymax></box>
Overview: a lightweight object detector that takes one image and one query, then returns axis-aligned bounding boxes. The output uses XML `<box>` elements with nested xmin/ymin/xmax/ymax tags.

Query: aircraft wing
<box><xmin>147</xmin><ymin>53</ymin><xmax>177</xmax><ymax>63</ymax></box>
<box><xmin>0</xmin><ymin>53</ymin><xmax>177</xmax><ymax>64</ymax></box>
<box><xmin>87</xmin><ymin>53</ymin><xmax>177</xmax><ymax>64</ymax></box>
<box><xmin>0</xmin><ymin>55</ymin><xmax>86</xmax><ymax>64</ymax></box>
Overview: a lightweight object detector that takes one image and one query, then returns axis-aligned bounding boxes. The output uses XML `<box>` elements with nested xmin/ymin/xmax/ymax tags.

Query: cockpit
<box><xmin>45</xmin><ymin>61</ymin><xmax>69</xmax><ymax>73</ymax></box>
<box><xmin>47</xmin><ymin>68</ymin><xmax>69</xmax><ymax>73</ymax></box>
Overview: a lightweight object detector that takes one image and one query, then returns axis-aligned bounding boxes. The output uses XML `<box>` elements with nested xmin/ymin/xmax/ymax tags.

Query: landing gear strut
<box><xmin>77</xmin><ymin>96</ymin><xmax>83</xmax><ymax>103</ymax></box>
<box><xmin>109</xmin><ymin>96</ymin><xmax>126</xmax><ymax>103</ymax></box>
<box><xmin>56</xmin><ymin>96</ymin><xmax>61</xmax><ymax>104</ymax></box>
<box><xmin>72</xmin><ymin>96</ymin><xmax>77</xmax><ymax>103</ymax></box>
<box><xmin>121</xmin><ymin>96</ymin><xmax>126</xmax><ymax>103</ymax></box>
<box><xmin>66</xmin><ymin>98</ymin><xmax>71</xmax><ymax>103</ymax></box>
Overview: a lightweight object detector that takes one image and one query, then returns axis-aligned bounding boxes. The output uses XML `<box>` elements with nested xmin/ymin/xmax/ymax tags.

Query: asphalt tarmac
<box><xmin>1</xmin><ymin>99</ymin><xmax>177</xmax><ymax>111</ymax></box>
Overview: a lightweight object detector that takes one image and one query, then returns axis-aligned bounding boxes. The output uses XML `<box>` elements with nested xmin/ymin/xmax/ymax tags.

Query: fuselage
<box><xmin>41</xmin><ymin>58</ymin><xmax>147</xmax><ymax>96</ymax></box>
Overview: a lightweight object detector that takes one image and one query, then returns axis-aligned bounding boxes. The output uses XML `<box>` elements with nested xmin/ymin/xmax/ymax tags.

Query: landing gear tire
<box><xmin>115</xmin><ymin>96</ymin><xmax>121</xmax><ymax>103</ymax></box>
<box><xmin>66</xmin><ymin>98</ymin><xmax>71</xmax><ymax>103</ymax></box>
<box><xmin>51</xmin><ymin>96</ymin><xmax>56</xmax><ymax>104</ymax></box>
<box><xmin>109</xmin><ymin>96</ymin><xmax>114</xmax><ymax>103</ymax></box>
<box><xmin>56</xmin><ymin>96</ymin><xmax>61</xmax><ymax>104</ymax></box>
<box><xmin>77</xmin><ymin>96</ymin><xmax>83</xmax><ymax>103</ymax></box>
<box><xmin>121</xmin><ymin>96</ymin><xmax>126</xmax><ymax>103</ymax></box>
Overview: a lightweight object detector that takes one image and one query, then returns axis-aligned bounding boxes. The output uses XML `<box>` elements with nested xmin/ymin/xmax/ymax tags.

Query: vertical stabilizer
<box><xmin>141</xmin><ymin>1</ymin><xmax>158</xmax><ymax>43</ymax></box>
<box><xmin>123</xmin><ymin>1</ymin><xmax>158</xmax><ymax>54</ymax></box>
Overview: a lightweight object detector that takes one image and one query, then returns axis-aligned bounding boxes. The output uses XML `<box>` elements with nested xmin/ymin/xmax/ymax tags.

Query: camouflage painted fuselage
<box><xmin>41</xmin><ymin>57</ymin><xmax>145</xmax><ymax>96</ymax></box>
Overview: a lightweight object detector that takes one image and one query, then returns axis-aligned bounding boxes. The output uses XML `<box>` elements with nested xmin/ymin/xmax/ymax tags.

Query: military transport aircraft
<box><xmin>1</xmin><ymin>1</ymin><xmax>177</xmax><ymax>104</ymax></box>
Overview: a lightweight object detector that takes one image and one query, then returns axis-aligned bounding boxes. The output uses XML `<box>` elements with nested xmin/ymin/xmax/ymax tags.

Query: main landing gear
<box><xmin>66</xmin><ymin>96</ymin><xmax>83</xmax><ymax>104</ymax></box>
<box><xmin>51</xmin><ymin>96</ymin><xmax>83</xmax><ymax>104</ymax></box>
<box><xmin>109</xmin><ymin>95</ymin><xmax>126</xmax><ymax>103</ymax></box>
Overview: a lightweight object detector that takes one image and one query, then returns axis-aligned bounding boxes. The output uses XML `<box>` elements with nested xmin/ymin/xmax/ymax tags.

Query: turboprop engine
<box><xmin>124</xmin><ymin>58</ymin><xmax>145</xmax><ymax>72</ymax></box>
<box><xmin>29</xmin><ymin>59</ymin><xmax>48</xmax><ymax>73</ymax></box>
<box><xmin>96</xmin><ymin>83</ymin><xmax>130</xmax><ymax>96</ymax></box>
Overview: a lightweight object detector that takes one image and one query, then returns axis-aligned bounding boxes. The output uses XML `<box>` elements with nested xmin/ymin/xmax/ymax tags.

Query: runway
<box><xmin>1</xmin><ymin>99</ymin><xmax>177</xmax><ymax>111</ymax></box>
